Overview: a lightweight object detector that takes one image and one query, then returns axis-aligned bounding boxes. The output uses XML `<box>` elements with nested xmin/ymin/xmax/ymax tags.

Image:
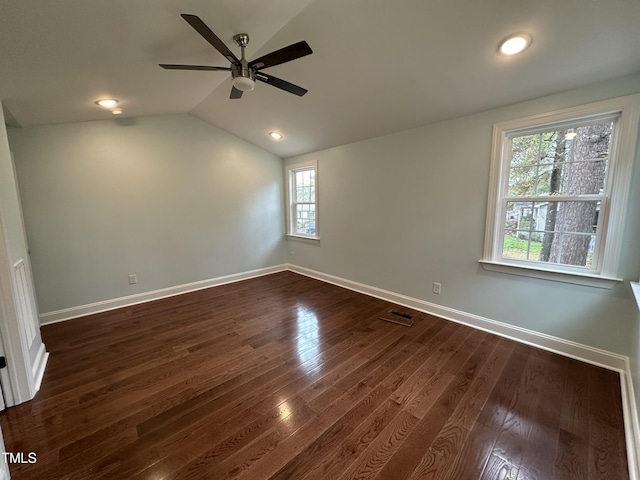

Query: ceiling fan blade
<box><xmin>249</xmin><ymin>41</ymin><xmax>312</xmax><ymax>71</ymax></box>
<box><xmin>255</xmin><ymin>72</ymin><xmax>308</xmax><ymax>96</ymax></box>
<box><xmin>159</xmin><ymin>64</ymin><xmax>231</xmax><ymax>71</ymax></box>
<box><xmin>180</xmin><ymin>14</ymin><xmax>240</xmax><ymax>65</ymax></box>
<box><xmin>230</xmin><ymin>86</ymin><xmax>244</xmax><ymax>99</ymax></box>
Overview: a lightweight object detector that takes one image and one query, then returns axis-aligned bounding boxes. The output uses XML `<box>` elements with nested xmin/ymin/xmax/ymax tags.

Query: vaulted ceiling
<box><xmin>1</xmin><ymin>0</ymin><xmax>639</xmax><ymax>158</ymax></box>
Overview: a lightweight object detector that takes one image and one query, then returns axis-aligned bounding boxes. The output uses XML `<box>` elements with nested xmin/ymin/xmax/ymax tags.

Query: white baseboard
<box><xmin>31</xmin><ymin>342</ymin><xmax>49</xmax><ymax>394</ymax></box>
<box><xmin>287</xmin><ymin>264</ymin><xmax>640</xmax><ymax>480</ymax></box>
<box><xmin>39</xmin><ymin>264</ymin><xmax>287</xmax><ymax>325</ymax></box>
<box><xmin>621</xmin><ymin>362</ymin><xmax>640</xmax><ymax>480</ymax></box>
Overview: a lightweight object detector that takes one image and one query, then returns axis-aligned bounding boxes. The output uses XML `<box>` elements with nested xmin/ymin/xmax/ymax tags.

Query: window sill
<box><xmin>479</xmin><ymin>260</ymin><xmax>621</xmax><ymax>289</ymax></box>
<box><xmin>286</xmin><ymin>234</ymin><xmax>320</xmax><ymax>243</ymax></box>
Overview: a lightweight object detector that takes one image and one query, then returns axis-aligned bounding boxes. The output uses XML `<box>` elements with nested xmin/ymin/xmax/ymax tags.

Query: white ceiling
<box><xmin>1</xmin><ymin>0</ymin><xmax>639</xmax><ymax>158</ymax></box>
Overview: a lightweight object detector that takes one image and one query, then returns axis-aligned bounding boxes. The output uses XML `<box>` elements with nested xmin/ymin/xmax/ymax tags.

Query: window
<box><xmin>482</xmin><ymin>94</ymin><xmax>640</xmax><ymax>288</ymax></box>
<box><xmin>286</xmin><ymin>160</ymin><xmax>318</xmax><ymax>239</ymax></box>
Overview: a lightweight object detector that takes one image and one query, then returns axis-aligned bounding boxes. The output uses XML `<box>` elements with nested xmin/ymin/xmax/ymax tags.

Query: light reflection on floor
<box><xmin>295</xmin><ymin>304</ymin><xmax>321</xmax><ymax>373</ymax></box>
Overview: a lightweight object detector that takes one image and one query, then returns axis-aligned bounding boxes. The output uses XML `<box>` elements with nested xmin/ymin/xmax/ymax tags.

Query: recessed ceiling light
<box><xmin>269</xmin><ymin>132</ymin><xmax>283</xmax><ymax>140</ymax></box>
<box><xmin>111</xmin><ymin>108</ymin><xmax>123</xmax><ymax>115</ymax></box>
<box><xmin>498</xmin><ymin>33</ymin><xmax>532</xmax><ymax>56</ymax></box>
<box><xmin>95</xmin><ymin>98</ymin><xmax>119</xmax><ymax>108</ymax></box>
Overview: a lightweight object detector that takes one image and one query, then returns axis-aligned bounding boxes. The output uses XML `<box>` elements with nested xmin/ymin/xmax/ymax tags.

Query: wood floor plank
<box><xmin>554</xmin><ymin>428</ymin><xmax>589</xmax><ymax>480</ymax></box>
<box><xmin>335</xmin><ymin>410</ymin><xmax>420</xmax><ymax>480</ymax></box>
<box><xmin>560</xmin><ymin>358</ymin><xmax>591</xmax><ymax>440</ymax></box>
<box><xmin>587</xmin><ymin>364</ymin><xmax>627</xmax><ymax>461</ymax></box>
<box><xmin>516</xmin><ymin>349</ymin><xmax>568</xmax><ymax>480</ymax></box>
<box><xmin>302</xmin><ymin>398</ymin><xmax>402</xmax><ymax>480</ymax></box>
<box><xmin>476</xmin><ymin>343</ymin><xmax>531</xmax><ymax>430</ymax></box>
<box><xmin>406</xmin><ymin>420</ymin><xmax>470</xmax><ymax>480</ymax></box>
<box><xmin>488</xmin><ymin>348</ymin><xmax>547</xmax><ymax>472</ymax></box>
<box><xmin>0</xmin><ymin>271</ymin><xmax>629</xmax><ymax>480</ymax></box>
<box><xmin>444</xmin><ymin>421</ymin><xmax>498</xmax><ymax>479</ymax></box>
<box><xmin>389</xmin><ymin>323</ymin><xmax>469</xmax><ymax>408</ymax></box>
<box><xmin>448</xmin><ymin>337</ymin><xmax>515</xmax><ymax>430</ymax></box>
<box><xmin>479</xmin><ymin>453</ymin><xmax>520</xmax><ymax>480</ymax></box>
<box><xmin>235</xmin><ymin>381</ymin><xmax>376</xmax><ymax>480</ymax></box>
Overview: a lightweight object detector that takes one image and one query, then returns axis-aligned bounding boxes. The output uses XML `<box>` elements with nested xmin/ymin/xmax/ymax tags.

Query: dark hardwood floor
<box><xmin>0</xmin><ymin>271</ymin><xmax>629</xmax><ymax>479</ymax></box>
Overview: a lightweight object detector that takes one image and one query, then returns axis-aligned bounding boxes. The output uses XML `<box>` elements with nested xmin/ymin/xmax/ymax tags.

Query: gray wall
<box><xmin>8</xmin><ymin>114</ymin><xmax>286</xmax><ymax>314</ymax></box>
<box><xmin>285</xmin><ymin>73</ymin><xmax>640</xmax><ymax>356</ymax></box>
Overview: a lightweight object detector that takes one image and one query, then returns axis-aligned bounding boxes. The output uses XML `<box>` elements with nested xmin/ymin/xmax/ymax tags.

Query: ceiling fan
<box><xmin>160</xmin><ymin>14</ymin><xmax>313</xmax><ymax>99</ymax></box>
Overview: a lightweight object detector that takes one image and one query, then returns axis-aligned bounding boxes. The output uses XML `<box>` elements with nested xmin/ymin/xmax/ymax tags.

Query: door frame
<box><xmin>0</xmin><ymin>207</ymin><xmax>34</xmax><ymax>406</ymax></box>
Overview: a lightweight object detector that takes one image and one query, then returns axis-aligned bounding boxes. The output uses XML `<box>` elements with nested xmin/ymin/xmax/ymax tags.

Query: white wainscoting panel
<box><xmin>13</xmin><ymin>259</ymin><xmax>36</xmax><ymax>349</ymax></box>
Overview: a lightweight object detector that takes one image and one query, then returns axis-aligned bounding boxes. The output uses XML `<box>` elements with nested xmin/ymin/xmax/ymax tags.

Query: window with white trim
<box><xmin>482</xmin><ymin>94</ymin><xmax>640</xmax><ymax>288</ymax></box>
<box><xmin>286</xmin><ymin>160</ymin><xmax>318</xmax><ymax>239</ymax></box>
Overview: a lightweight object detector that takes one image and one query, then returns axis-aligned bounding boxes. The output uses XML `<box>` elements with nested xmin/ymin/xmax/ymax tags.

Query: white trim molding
<box><xmin>480</xmin><ymin>260</ymin><xmax>621</xmax><ymax>289</ymax></box>
<box><xmin>31</xmin><ymin>342</ymin><xmax>49</xmax><ymax>394</ymax></box>
<box><xmin>621</xmin><ymin>361</ymin><xmax>640</xmax><ymax>480</ymax></box>
<box><xmin>631</xmin><ymin>281</ymin><xmax>640</xmax><ymax>310</ymax></box>
<box><xmin>286</xmin><ymin>264</ymin><xmax>639</xmax><ymax>479</ymax></box>
<box><xmin>39</xmin><ymin>264</ymin><xmax>287</xmax><ymax>325</ymax></box>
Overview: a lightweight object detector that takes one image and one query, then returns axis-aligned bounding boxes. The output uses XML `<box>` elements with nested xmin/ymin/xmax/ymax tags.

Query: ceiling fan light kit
<box><xmin>160</xmin><ymin>14</ymin><xmax>313</xmax><ymax>99</ymax></box>
<box><xmin>232</xmin><ymin>75</ymin><xmax>255</xmax><ymax>92</ymax></box>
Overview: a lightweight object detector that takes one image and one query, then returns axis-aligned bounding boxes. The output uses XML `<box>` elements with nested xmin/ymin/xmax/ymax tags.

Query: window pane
<box><xmin>296</xmin><ymin>186</ymin><xmax>313</xmax><ymax>202</ymax></box>
<box><xmin>508</xmin><ymin>166</ymin><xmax>539</xmax><ymax>196</ymax></box>
<box><xmin>295</xmin><ymin>204</ymin><xmax>316</xmax><ymax>235</ymax></box>
<box><xmin>294</xmin><ymin>168</ymin><xmax>315</xmax><ymax>202</ymax></box>
<box><xmin>509</xmin><ymin>122</ymin><xmax>612</xmax><ymax>197</ymax></box>
<box><xmin>503</xmin><ymin>200</ymin><xmax>599</xmax><ymax>267</ymax></box>
<box><xmin>503</xmin><ymin>235</ymin><xmax>538</xmax><ymax>261</ymax></box>
<box><xmin>505</xmin><ymin>201</ymin><xmax>539</xmax><ymax>232</ymax></box>
<box><xmin>511</xmin><ymin>131</ymin><xmax>557</xmax><ymax>168</ymax></box>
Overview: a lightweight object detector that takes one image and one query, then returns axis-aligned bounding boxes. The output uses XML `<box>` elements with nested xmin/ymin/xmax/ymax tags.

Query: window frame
<box><xmin>481</xmin><ymin>94</ymin><xmax>640</xmax><ymax>288</ymax></box>
<box><xmin>285</xmin><ymin>159</ymin><xmax>319</xmax><ymax>240</ymax></box>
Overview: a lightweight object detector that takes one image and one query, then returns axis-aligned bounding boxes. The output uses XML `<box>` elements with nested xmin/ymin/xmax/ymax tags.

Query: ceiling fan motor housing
<box><xmin>231</xmin><ymin>64</ymin><xmax>256</xmax><ymax>91</ymax></box>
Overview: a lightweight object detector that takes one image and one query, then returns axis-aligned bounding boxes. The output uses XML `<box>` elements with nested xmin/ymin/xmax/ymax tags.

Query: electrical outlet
<box><xmin>432</xmin><ymin>282</ymin><xmax>441</xmax><ymax>294</ymax></box>
<box><xmin>128</xmin><ymin>274</ymin><xmax>137</xmax><ymax>285</ymax></box>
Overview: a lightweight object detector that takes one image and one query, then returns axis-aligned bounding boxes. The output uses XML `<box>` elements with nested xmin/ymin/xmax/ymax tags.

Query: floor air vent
<box><xmin>378</xmin><ymin>309</ymin><xmax>414</xmax><ymax>327</ymax></box>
